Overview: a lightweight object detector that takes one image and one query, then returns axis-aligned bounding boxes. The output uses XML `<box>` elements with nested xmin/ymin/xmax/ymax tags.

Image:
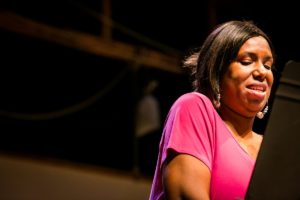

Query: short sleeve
<box><xmin>160</xmin><ymin>92</ymin><xmax>216</xmax><ymax>170</ymax></box>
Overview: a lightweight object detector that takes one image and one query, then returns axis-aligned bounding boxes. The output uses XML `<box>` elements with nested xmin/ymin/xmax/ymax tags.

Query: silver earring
<box><xmin>215</xmin><ymin>93</ymin><xmax>221</xmax><ymax>108</ymax></box>
<box><xmin>257</xmin><ymin>104</ymin><xmax>269</xmax><ymax>119</ymax></box>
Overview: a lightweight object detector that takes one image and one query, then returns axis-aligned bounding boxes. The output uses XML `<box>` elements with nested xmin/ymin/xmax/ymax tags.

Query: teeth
<box><xmin>249</xmin><ymin>86</ymin><xmax>264</xmax><ymax>91</ymax></box>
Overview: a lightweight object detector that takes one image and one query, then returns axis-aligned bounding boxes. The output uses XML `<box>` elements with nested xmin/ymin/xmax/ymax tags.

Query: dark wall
<box><xmin>0</xmin><ymin>29</ymin><xmax>190</xmax><ymax>174</ymax></box>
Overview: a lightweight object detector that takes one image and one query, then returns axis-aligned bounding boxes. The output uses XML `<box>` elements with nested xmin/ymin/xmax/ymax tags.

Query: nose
<box><xmin>253</xmin><ymin>65</ymin><xmax>268</xmax><ymax>81</ymax></box>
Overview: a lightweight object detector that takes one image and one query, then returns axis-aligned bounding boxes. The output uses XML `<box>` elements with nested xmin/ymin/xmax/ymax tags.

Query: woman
<box><xmin>149</xmin><ymin>20</ymin><xmax>275</xmax><ymax>200</ymax></box>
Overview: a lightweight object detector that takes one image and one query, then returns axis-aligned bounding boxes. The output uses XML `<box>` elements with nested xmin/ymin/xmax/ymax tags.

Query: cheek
<box><xmin>226</xmin><ymin>64</ymin><xmax>249</xmax><ymax>83</ymax></box>
<box><xmin>221</xmin><ymin>78</ymin><xmax>242</xmax><ymax>99</ymax></box>
<box><xmin>267</xmin><ymin>72</ymin><xmax>274</xmax><ymax>87</ymax></box>
<box><xmin>225</xmin><ymin>71</ymin><xmax>246</xmax><ymax>90</ymax></box>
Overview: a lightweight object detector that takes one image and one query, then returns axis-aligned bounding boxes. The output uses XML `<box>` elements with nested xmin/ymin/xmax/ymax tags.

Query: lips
<box><xmin>246</xmin><ymin>83</ymin><xmax>268</xmax><ymax>101</ymax></box>
<box><xmin>247</xmin><ymin>84</ymin><xmax>267</xmax><ymax>92</ymax></box>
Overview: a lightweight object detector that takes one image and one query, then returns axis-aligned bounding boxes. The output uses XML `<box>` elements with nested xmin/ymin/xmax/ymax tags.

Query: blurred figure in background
<box><xmin>135</xmin><ymin>79</ymin><xmax>161</xmax><ymax>176</ymax></box>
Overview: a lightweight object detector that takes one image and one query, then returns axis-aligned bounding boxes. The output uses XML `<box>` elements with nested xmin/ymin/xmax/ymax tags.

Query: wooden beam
<box><xmin>102</xmin><ymin>0</ymin><xmax>112</xmax><ymax>40</ymax></box>
<box><xmin>0</xmin><ymin>11</ymin><xmax>182</xmax><ymax>74</ymax></box>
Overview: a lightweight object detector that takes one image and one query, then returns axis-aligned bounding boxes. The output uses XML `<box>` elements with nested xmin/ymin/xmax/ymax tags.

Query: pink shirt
<box><xmin>149</xmin><ymin>92</ymin><xmax>255</xmax><ymax>200</ymax></box>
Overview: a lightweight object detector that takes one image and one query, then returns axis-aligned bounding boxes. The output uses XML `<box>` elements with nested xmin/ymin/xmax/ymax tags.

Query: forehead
<box><xmin>238</xmin><ymin>36</ymin><xmax>272</xmax><ymax>57</ymax></box>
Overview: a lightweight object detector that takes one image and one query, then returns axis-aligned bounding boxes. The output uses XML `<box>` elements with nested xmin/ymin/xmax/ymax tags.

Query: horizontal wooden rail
<box><xmin>0</xmin><ymin>11</ymin><xmax>182</xmax><ymax>74</ymax></box>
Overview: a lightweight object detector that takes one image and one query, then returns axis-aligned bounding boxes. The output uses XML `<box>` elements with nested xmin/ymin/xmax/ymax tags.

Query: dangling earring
<box><xmin>215</xmin><ymin>93</ymin><xmax>221</xmax><ymax>108</ymax></box>
<box><xmin>257</xmin><ymin>103</ymin><xmax>269</xmax><ymax>119</ymax></box>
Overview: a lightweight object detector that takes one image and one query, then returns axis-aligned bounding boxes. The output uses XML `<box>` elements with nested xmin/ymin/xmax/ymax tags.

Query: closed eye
<box><xmin>240</xmin><ymin>61</ymin><xmax>252</xmax><ymax>66</ymax></box>
<box><xmin>264</xmin><ymin>65</ymin><xmax>272</xmax><ymax>70</ymax></box>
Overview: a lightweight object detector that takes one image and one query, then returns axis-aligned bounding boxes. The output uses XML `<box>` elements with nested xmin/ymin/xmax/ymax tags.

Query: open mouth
<box><xmin>247</xmin><ymin>85</ymin><xmax>266</xmax><ymax>93</ymax></box>
<box><xmin>246</xmin><ymin>84</ymin><xmax>267</xmax><ymax>100</ymax></box>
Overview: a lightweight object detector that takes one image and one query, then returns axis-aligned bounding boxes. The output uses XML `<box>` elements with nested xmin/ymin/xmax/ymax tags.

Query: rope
<box><xmin>0</xmin><ymin>68</ymin><xmax>129</xmax><ymax>120</ymax></box>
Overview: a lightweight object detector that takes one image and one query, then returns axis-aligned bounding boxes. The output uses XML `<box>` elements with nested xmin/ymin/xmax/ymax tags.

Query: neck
<box><xmin>219</xmin><ymin>106</ymin><xmax>255</xmax><ymax>138</ymax></box>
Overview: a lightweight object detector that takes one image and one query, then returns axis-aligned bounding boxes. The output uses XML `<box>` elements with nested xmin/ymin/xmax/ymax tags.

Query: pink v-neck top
<box><xmin>149</xmin><ymin>92</ymin><xmax>255</xmax><ymax>200</ymax></box>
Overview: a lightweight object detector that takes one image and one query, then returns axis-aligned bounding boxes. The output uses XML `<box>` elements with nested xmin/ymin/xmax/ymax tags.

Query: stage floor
<box><xmin>0</xmin><ymin>154</ymin><xmax>152</xmax><ymax>200</ymax></box>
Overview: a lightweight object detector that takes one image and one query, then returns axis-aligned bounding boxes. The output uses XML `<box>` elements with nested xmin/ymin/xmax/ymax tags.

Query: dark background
<box><xmin>0</xmin><ymin>0</ymin><xmax>299</xmax><ymax>177</ymax></box>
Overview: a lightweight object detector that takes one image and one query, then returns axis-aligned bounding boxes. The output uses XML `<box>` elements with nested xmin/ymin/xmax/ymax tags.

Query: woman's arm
<box><xmin>162</xmin><ymin>154</ymin><xmax>211</xmax><ymax>200</ymax></box>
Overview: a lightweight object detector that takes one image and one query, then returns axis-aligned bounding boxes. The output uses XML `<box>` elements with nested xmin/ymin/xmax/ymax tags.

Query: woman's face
<box><xmin>220</xmin><ymin>36</ymin><xmax>274</xmax><ymax>118</ymax></box>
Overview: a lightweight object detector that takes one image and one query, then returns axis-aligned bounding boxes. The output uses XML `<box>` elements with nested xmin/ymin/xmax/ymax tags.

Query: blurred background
<box><xmin>0</xmin><ymin>0</ymin><xmax>299</xmax><ymax>199</ymax></box>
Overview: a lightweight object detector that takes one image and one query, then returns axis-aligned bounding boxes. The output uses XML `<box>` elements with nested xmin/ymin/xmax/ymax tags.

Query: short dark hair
<box><xmin>184</xmin><ymin>20</ymin><xmax>276</xmax><ymax>108</ymax></box>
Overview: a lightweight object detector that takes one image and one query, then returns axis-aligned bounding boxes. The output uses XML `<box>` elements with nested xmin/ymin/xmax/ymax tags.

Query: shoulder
<box><xmin>166</xmin><ymin>92</ymin><xmax>217</xmax><ymax>124</ymax></box>
<box><xmin>171</xmin><ymin>92</ymin><xmax>214</xmax><ymax>111</ymax></box>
